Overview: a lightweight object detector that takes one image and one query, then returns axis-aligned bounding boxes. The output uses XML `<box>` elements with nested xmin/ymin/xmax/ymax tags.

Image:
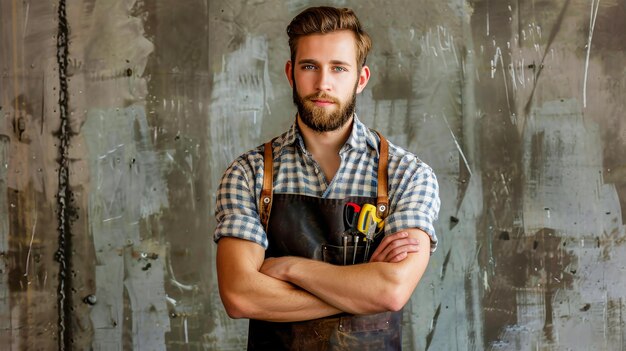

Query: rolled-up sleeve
<box><xmin>385</xmin><ymin>159</ymin><xmax>440</xmax><ymax>253</ymax></box>
<box><xmin>214</xmin><ymin>159</ymin><xmax>268</xmax><ymax>249</ymax></box>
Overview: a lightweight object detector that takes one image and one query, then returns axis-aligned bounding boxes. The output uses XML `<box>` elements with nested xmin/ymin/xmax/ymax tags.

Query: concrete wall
<box><xmin>1</xmin><ymin>0</ymin><xmax>624</xmax><ymax>350</ymax></box>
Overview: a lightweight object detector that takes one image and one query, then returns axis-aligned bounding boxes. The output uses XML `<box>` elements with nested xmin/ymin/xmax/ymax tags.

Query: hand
<box><xmin>369</xmin><ymin>231</ymin><xmax>420</xmax><ymax>263</ymax></box>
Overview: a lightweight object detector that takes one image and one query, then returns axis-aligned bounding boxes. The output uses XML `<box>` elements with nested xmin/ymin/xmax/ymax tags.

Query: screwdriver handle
<box><xmin>343</xmin><ymin>235</ymin><xmax>348</xmax><ymax>265</ymax></box>
<box><xmin>352</xmin><ymin>234</ymin><xmax>359</xmax><ymax>264</ymax></box>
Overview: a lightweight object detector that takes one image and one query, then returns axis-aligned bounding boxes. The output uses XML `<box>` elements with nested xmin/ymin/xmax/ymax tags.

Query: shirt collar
<box><xmin>281</xmin><ymin>113</ymin><xmax>379</xmax><ymax>154</ymax></box>
<box><xmin>344</xmin><ymin>114</ymin><xmax>379</xmax><ymax>153</ymax></box>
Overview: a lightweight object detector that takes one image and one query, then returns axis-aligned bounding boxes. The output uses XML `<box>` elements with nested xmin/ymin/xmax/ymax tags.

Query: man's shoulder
<box><xmin>368</xmin><ymin>130</ymin><xmax>414</xmax><ymax>161</ymax></box>
<box><xmin>383</xmin><ymin>137</ymin><xmax>435</xmax><ymax>178</ymax></box>
<box><xmin>386</xmin><ymin>140</ymin><xmax>418</xmax><ymax>162</ymax></box>
<box><xmin>228</xmin><ymin>144</ymin><xmax>264</xmax><ymax>170</ymax></box>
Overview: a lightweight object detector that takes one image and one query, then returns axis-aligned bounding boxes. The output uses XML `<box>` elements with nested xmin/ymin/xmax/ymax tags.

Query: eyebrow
<box><xmin>297</xmin><ymin>59</ymin><xmax>353</xmax><ymax>67</ymax></box>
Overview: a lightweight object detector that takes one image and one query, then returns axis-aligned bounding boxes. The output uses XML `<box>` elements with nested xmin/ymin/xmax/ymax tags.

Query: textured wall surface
<box><xmin>1</xmin><ymin>0</ymin><xmax>625</xmax><ymax>350</ymax></box>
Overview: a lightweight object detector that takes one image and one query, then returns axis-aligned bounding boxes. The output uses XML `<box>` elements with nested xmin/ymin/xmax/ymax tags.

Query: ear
<box><xmin>356</xmin><ymin>65</ymin><xmax>370</xmax><ymax>94</ymax></box>
<box><xmin>285</xmin><ymin>61</ymin><xmax>294</xmax><ymax>88</ymax></box>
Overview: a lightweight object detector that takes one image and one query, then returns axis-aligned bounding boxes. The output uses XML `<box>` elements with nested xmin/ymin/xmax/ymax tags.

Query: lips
<box><xmin>311</xmin><ymin>99</ymin><xmax>334</xmax><ymax>105</ymax></box>
<box><xmin>308</xmin><ymin>95</ymin><xmax>338</xmax><ymax>106</ymax></box>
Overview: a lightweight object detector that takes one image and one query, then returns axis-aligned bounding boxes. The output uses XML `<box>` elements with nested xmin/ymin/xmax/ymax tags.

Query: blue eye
<box><xmin>333</xmin><ymin>66</ymin><xmax>347</xmax><ymax>72</ymax></box>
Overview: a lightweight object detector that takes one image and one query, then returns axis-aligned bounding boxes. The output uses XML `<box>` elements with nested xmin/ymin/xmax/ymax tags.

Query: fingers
<box><xmin>372</xmin><ymin>243</ymin><xmax>419</xmax><ymax>263</ymax></box>
<box><xmin>388</xmin><ymin>252</ymin><xmax>407</xmax><ymax>263</ymax></box>
<box><xmin>369</xmin><ymin>231</ymin><xmax>420</xmax><ymax>263</ymax></box>
<box><xmin>370</xmin><ymin>231</ymin><xmax>408</xmax><ymax>261</ymax></box>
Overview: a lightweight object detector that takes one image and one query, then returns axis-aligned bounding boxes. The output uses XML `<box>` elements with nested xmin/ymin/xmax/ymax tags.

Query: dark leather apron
<box><xmin>247</xmin><ymin>131</ymin><xmax>403</xmax><ymax>351</ymax></box>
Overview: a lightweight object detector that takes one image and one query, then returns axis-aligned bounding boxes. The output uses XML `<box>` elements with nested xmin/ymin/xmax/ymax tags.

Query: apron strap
<box><xmin>259</xmin><ymin>131</ymin><xmax>390</xmax><ymax>229</ymax></box>
<box><xmin>259</xmin><ymin>140</ymin><xmax>274</xmax><ymax>231</ymax></box>
<box><xmin>374</xmin><ymin>131</ymin><xmax>390</xmax><ymax>221</ymax></box>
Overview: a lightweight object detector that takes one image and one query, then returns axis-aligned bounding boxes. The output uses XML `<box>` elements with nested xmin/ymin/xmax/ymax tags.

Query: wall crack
<box><xmin>54</xmin><ymin>0</ymin><xmax>74</xmax><ymax>350</ymax></box>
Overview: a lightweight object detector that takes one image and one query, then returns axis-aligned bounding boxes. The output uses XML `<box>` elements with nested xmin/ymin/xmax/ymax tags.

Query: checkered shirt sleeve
<box><xmin>384</xmin><ymin>154</ymin><xmax>440</xmax><ymax>253</ymax></box>
<box><xmin>214</xmin><ymin>151</ymin><xmax>268</xmax><ymax>248</ymax></box>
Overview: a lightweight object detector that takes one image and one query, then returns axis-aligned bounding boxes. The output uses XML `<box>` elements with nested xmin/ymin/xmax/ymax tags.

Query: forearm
<box><xmin>216</xmin><ymin>237</ymin><xmax>342</xmax><ymax>322</ymax></box>
<box><xmin>220</xmin><ymin>268</ymin><xmax>342</xmax><ymax>322</ymax></box>
<box><xmin>284</xmin><ymin>259</ymin><xmax>407</xmax><ymax>314</ymax></box>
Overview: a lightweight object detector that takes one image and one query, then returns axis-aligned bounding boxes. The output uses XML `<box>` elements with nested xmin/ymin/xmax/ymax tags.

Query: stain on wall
<box><xmin>1</xmin><ymin>0</ymin><xmax>625</xmax><ymax>350</ymax></box>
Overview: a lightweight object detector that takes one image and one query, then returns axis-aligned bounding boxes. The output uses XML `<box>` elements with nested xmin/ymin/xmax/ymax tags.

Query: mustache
<box><xmin>304</xmin><ymin>92</ymin><xmax>339</xmax><ymax>104</ymax></box>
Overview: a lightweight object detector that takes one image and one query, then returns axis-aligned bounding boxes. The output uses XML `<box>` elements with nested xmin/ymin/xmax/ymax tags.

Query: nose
<box><xmin>316</xmin><ymin>69</ymin><xmax>332</xmax><ymax>92</ymax></box>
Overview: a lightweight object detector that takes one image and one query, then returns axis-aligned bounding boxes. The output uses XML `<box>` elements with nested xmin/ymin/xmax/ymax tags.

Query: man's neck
<box><xmin>297</xmin><ymin>115</ymin><xmax>353</xmax><ymax>156</ymax></box>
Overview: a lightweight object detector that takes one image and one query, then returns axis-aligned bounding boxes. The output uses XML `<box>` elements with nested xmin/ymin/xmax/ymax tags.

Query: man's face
<box><xmin>286</xmin><ymin>30</ymin><xmax>370</xmax><ymax>132</ymax></box>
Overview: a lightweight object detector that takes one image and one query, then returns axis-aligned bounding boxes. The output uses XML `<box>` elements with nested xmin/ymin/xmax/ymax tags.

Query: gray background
<box><xmin>1</xmin><ymin>0</ymin><xmax>625</xmax><ymax>350</ymax></box>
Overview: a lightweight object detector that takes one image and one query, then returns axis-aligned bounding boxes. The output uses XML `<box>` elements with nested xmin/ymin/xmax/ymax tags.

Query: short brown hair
<box><xmin>286</xmin><ymin>6</ymin><xmax>372</xmax><ymax>68</ymax></box>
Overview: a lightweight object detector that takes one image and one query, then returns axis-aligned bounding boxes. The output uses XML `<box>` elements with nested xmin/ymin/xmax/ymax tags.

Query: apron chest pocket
<box><xmin>322</xmin><ymin>243</ymin><xmax>367</xmax><ymax>265</ymax></box>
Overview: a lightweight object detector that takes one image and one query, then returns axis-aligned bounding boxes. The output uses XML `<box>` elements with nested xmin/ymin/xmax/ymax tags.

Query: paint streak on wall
<box><xmin>208</xmin><ymin>36</ymin><xmax>273</xmax><ymax>184</ymax></box>
<box><xmin>82</xmin><ymin>106</ymin><xmax>170</xmax><ymax>349</ymax></box>
<box><xmin>206</xmin><ymin>34</ymin><xmax>274</xmax><ymax>350</ymax></box>
<box><xmin>135</xmin><ymin>1</ymin><xmax>215</xmax><ymax>348</ymax></box>
<box><xmin>385</xmin><ymin>22</ymin><xmax>481</xmax><ymax>351</ymax></box>
<box><xmin>489</xmin><ymin>99</ymin><xmax>625</xmax><ymax>350</ymax></box>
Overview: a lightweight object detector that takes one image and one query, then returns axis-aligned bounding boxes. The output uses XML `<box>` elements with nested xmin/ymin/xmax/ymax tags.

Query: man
<box><xmin>214</xmin><ymin>6</ymin><xmax>440</xmax><ymax>350</ymax></box>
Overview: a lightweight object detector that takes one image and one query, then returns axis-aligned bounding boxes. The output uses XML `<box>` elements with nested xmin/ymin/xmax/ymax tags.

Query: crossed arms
<box><xmin>216</xmin><ymin>228</ymin><xmax>431</xmax><ymax>322</ymax></box>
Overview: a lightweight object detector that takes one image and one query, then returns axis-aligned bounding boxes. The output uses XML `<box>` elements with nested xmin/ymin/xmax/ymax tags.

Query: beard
<box><xmin>292</xmin><ymin>80</ymin><xmax>358</xmax><ymax>133</ymax></box>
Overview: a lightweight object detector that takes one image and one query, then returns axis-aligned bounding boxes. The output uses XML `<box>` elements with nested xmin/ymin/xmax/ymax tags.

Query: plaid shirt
<box><xmin>214</xmin><ymin>115</ymin><xmax>440</xmax><ymax>252</ymax></box>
